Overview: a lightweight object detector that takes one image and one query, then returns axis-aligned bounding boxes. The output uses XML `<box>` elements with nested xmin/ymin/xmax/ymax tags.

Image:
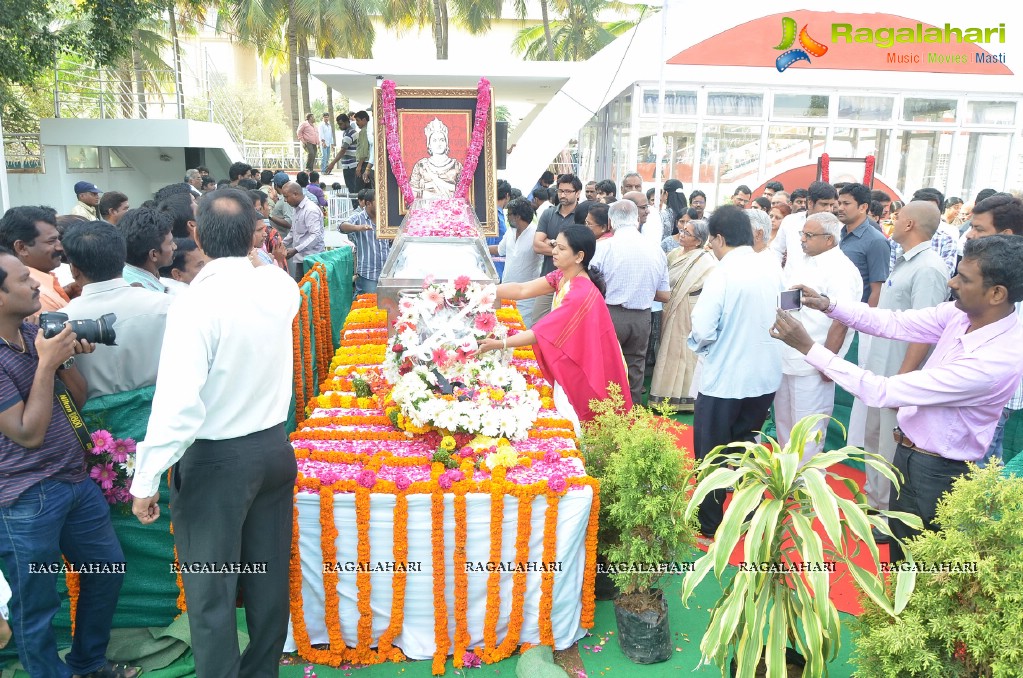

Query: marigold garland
<box><xmin>539</xmin><ymin>492</ymin><xmax>559</xmax><ymax>647</ymax></box>
<box><xmin>65</xmin><ymin>563</ymin><xmax>79</xmax><ymax>635</ymax></box>
<box><xmin>320</xmin><ymin>484</ymin><xmax>345</xmax><ymax>653</ymax></box>
<box><xmin>452</xmin><ymin>489</ymin><xmax>469</xmax><ymax>668</ymax></box>
<box><xmin>286</xmin><ymin>291</ymin><xmax>601</xmax><ymax>672</ymax></box>
<box><xmin>431</xmin><ymin>486</ymin><xmax>450</xmax><ymax>675</ymax></box>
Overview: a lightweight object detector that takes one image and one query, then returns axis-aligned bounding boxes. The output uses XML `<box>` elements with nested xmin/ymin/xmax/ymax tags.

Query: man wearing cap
<box><xmin>70</xmin><ymin>182</ymin><xmax>101</xmax><ymax>220</ymax></box>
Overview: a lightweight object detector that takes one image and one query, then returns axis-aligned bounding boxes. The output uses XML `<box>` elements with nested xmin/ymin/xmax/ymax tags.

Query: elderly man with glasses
<box><xmin>774</xmin><ymin>212</ymin><xmax>863</xmax><ymax>464</ymax></box>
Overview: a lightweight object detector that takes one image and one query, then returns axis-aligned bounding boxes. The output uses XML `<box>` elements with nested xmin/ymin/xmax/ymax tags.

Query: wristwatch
<box><xmin>60</xmin><ymin>356</ymin><xmax>75</xmax><ymax>370</ymax></box>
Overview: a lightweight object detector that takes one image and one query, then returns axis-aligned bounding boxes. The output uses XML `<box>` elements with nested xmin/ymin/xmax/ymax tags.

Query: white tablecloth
<box><xmin>285</xmin><ymin>487</ymin><xmax>593</xmax><ymax>659</ymax></box>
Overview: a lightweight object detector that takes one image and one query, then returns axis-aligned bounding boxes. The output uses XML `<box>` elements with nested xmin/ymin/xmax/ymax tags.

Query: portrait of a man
<box><xmin>409</xmin><ymin>118</ymin><xmax>464</xmax><ymax>200</ymax></box>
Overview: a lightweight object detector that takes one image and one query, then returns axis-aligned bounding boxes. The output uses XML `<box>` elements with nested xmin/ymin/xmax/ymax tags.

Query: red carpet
<box><xmin>668</xmin><ymin>422</ymin><xmax>876</xmax><ymax>615</ymax></box>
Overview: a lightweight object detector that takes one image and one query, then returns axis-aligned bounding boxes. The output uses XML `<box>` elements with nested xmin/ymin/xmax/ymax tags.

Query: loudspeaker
<box><xmin>495</xmin><ymin>121</ymin><xmax>509</xmax><ymax>170</ymax></box>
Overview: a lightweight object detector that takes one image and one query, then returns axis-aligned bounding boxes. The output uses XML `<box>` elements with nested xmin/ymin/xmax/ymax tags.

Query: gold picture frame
<box><xmin>373</xmin><ymin>86</ymin><xmax>497</xmax><ymax>239</ymax></box>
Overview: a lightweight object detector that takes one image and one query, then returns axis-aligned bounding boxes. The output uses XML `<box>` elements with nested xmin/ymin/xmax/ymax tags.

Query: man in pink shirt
<box><xmin>296</xmin><ymin>113</ymin><xmax>319</xmax><ymax>173</ymax></box>
<box><xmin>771</xmin><ymin>235</ymin><xmax>1023</xmax><ymax>562</ymax></box>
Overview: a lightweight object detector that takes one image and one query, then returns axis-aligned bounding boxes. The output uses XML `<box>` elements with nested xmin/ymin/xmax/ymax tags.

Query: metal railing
<box><xmin>4</xmin><ymin>133</ymin><xmax>45</xmax><ymax>173</ymax></box>
<box><xmin>242</xmin><ymin>140</ymin><xmax>305</xmax><ymax>170</ymax></box>
<box><xmin>54</xmin><ymin>64</ymin><xmax>182</xmax><ymax>121</ymax></box>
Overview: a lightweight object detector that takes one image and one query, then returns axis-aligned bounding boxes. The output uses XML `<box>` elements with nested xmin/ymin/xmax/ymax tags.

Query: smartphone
<box><xmin>778</xmin><ymin>289</ymin><xmax>802</xmax><ymax>311</ymax></box>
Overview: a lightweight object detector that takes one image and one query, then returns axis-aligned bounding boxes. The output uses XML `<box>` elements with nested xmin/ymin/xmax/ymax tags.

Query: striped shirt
<box><xmin>348</xmin><ymin>211</ymin><xmax>391</xmax><ymax>281</ymax></box>
<box><xmin>590</xmin><ymin>226</ymin><xmax>669</xmax><ymax>310</ymax></box>
<box><xmin>0</xmin><ymin>323</ymin><xmax>88</xmax><ymax>507</ymax></box>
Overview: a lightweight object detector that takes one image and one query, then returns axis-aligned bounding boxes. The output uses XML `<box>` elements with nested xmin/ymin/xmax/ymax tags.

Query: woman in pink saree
<box><xmin>479</xmin><ymin>225</ymin><xmax>631</xmax><ymax>429</ymax></box>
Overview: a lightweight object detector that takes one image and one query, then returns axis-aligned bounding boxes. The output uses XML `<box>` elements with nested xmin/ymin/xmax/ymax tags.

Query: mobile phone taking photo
<box><xmin>778</xmin><ymin>289</ymin><xmax>802</xmax><ymax>311</ymax></box>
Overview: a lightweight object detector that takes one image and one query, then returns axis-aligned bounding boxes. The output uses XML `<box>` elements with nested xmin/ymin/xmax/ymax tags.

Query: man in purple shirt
<box><xmin>282</xmin><ymin>181</ymin><xmax>324</xmax><ymax>281</ymax></box>
<box><xmin>771</xmin><ymin>235</ymin><xmax>1023</xmax><ymax>562</ymax></box>
<box><xmin>0</xmin><ymin>248</ymin><xmax>139</xmax><ymax>677</ymax></box>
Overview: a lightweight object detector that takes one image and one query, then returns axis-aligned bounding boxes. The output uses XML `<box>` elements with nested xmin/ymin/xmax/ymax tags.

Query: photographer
<box><xmin>0</xmin><ymin>248</ymin><xmax>138</xmax><ymax>678</ymax></box>
<box><xmin>62</xmin><ymin>221</ymin><xmax>173</xmax><ymax>399</ymax></box>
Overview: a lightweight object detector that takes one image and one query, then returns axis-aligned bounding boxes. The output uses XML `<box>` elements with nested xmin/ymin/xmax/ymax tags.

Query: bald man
<box><xmin>282</xmin><ymin>181</ymin><xmax>324</xmax><ymax>281</ymax></box>
<box><xmin>861</xmin><ymin>200</ymin><xmax>949</xmax><ymax>542</ymax></box>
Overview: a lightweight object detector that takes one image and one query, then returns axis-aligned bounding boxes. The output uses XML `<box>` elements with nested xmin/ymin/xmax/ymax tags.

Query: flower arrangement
<box><xmin>383</xmin><ymin>277</ymin><xmax>540</xmax><ymax>440</ymax></box>
<box><xmin>279</xmin><ymin>294</ymin><xmax>599</xmax><ymax>674</ymax></box>
<box><xmin>86</xmin><ymin>429</ymin><xmax>137</xmax><ymax>505</ymax></box>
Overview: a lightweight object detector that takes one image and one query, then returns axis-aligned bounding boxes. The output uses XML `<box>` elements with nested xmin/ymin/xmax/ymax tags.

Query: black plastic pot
<box><xmin>594</xmin><ymin>570</ymin><xmax>619</xmax><ymax>601</ymax></box>
<box><xmin>613</xmin><ymin>588</ymin><xmax>672</xmax><ymax>664</ymax></box>
<box><xmin>729</xmin><ymin>647</ymin><xmax>806</xmax><ymax>677</ymax></box>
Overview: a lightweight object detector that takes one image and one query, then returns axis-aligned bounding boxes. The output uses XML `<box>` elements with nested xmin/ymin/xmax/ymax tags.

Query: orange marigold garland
<box><xmin>481</xmin><ymin>468</ymin><xmax>505</xmax><ymax>661</ymax></box>
<box><xmin>320</xmin><ymin>483</ymin><xmax>346</xmax><ymax>654</ymax></box>
<box><xmin>290</xmin><ymin>488</ymin><xmax>340</xmax><ymax>667</ymax></box>
<box><xmin>293</xmin><ymin>304</ymin><xmax>306</xmax><ymax>417</ymax></box>
<box><xmin>538</xmin><ymin>492</ymin><xmax>560</xmax><ymax>647</ymax></box>
<box><xmin>578</xmin><ymin>477</ymin><xmax>599</xmax><ymax>628</ymax></box>
<box><xmin>495</xmin><ymin>494</ymin><xmax>533</xmax><ymax>659</ymax></box>
<box><xmin>452</xmin><ymin>488</ymin><xmax>469</xmax><ymax>667</ymax></box>
<box><xmin>431</xmin><ymin>482</ymin><xmax>450</xmax><ymax>675</ymax></box>
<box><xmin>376</xmin><ymin>493</ymin><xmax>409</xmax><ymax>658</ymax></box>
<box><xmin>354</xmin><ymin>486</ymin><xmax>374</xmax><ymax>651</ymax></box>
<box><xmin>65</xmin><ymin>563</ymin><xmax>79</xmax><ymax>635</ymax></box>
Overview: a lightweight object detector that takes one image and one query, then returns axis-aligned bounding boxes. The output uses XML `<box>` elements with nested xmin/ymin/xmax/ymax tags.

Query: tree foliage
<box><xmin>511</xmin><ymin>0</ymin><xmax>644</xmax><ymax>61</ymax></box>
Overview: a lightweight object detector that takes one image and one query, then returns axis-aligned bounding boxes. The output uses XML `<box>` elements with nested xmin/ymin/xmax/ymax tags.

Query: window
<box><xmin>707</xmin><ymin>93</ymin><xmax>763</xmax><ymax>117</ymax></box>
<box><xmin>67</xmin><ymin>145</ymin><xmax>100</xmax><ymax>170</ymax></box>
<box><xmin>637</xmin><ymin>122</ymin><xmax>696</xmax><ymax>184</ymax></box>
<box><xmin>966</xmin><ymin>101</ymin><xmax>1016</xmax><ymax>126</ymax></box>
<box><xmin>764</xmin><ymin>126</ymin><xmax>827</xmax><ymax>179</ymax></box>
<box><xmin>701</xmin><ymin>124</ymin><xmax>763</xmax><ymax>206</ymax></box>
<box><xmin>895</xmin><ymin>130</ymin><xmax>955</xmax><ymax>195</ymax></box>
<box><xmin>961</xmin><ymin>132</ymin><xmax>1011</xmax><ymax>198</ymax></box>
<box><xmin>640</xmin><ymin>89</ymin><xmax>697</xmax><ymax>116</ymax></box>
<box><xmin>903</xmin><ymin>98</ymin><xmax>957</xmax><ymax>123</ymax></box>
<box><xmin>108</xmin><ymin>148</ymin><xmax>131</xmax><ymax>169</ymax></box>
<box><xmin>837</xmin><ymin>96</ymin><xmax>894</xmax><ymax>121</ymax></box>
<box><xmin>831</xmin><ymin>128</ymin><xmax>893</xmax><ymax>175</ymax></box>
<box><xmin>772</xmin><ymin>94</ymin><xmax>829</xmax><ymax>118</ymax></box>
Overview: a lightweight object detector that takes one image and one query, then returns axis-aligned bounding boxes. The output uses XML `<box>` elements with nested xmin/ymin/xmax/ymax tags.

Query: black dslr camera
<box><xmin>39</xmin><ymin>312</ymin><xmax>118</xmax><ymax>346</ymax></box>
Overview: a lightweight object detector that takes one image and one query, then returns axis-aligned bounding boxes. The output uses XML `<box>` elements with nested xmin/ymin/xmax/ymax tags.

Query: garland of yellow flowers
<box><xmin>293</xmin><ymin>446</ymin><xmax>581</xmax><ymax>466</ymax></box>
<box><xmin>481</xmin><ymin>467</ymin><xmax>505</xmax><ymax>661</ymax></box>
<box><xmin>577</xmin><ymin>476</ymin><xmax>599</xmax><ymax>628</ymax></box>
<box><xmin>355</xmin><ymin>486</ymin><xmax>374</xmax><ymax>651</ymax></box>
<box><xmin>293</xmin><ymin>306</ymin><xmax>307</xmax><ymax>418</ymax></box>
<box><xmin>494</xmin><ymin>493</ymin><xmax>533</xmax><ymax>659</ymax></box>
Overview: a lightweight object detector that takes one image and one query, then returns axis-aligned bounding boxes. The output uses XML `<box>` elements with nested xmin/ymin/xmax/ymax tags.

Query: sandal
<box><xmin>72</xmin><ymin>661</ymin><xmax>143</xmax><ymax>678</ymax></box>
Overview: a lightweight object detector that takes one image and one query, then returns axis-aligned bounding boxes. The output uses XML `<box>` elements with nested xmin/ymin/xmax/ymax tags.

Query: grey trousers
<box><xmin>607</xmin><ymin>305</ymin><xmax>652</xmax><ymax>407</ymax></box>
<box><xmin>170</xmin><ymin>423</ymin><xmax>297</xmax><ymax>678</ymax></box>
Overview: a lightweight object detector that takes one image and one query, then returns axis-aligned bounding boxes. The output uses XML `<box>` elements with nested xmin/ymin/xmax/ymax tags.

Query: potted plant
<box><xmin>589</xmin><ymin>387</ymin><xmax>697</xmax><ymax>664</ymax></box>
<box><xmin>681</xmin><ymin>414</ymin><xmax>922</xmax><ymax>677</ymax></box>
<box><xmin>852</xmin><ymin>462</ymin><xmax>1023</xmax><ymax>677</ymax></box>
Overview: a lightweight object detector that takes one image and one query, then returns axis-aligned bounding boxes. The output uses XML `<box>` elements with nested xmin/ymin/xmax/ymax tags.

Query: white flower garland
<box><xmin>384</xmin><ymin>278</ymin><xmax>540</xmax><ymax>440</ymax></box>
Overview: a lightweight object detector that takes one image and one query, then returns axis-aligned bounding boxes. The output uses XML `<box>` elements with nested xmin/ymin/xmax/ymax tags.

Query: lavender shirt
<box><xmin>804</xmin><ymin>301</ymin><xmax>1023</xmax><ymax>462</ymax></box>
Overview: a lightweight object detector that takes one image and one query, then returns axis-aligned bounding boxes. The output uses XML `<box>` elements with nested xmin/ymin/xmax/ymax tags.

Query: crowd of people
<box><xmin>1</xmin><ymin>149</ymin><xmax>1021</xmax><ymax>677</ymax></box>
<box><xmin>0</xmin><ymin>178</ymin><xmax>317</xmax><ymax>677</ymax></box>
<box><xmin>488</xmin><ymin>170</ymin><xmax>1023</xmax><ymax>562</ymax></box>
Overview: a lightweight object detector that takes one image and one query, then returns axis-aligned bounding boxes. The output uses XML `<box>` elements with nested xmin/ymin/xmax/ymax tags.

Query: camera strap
<box><xmin>53</xmin><ymin>376</ymin><xmax>94</xmax><ymax>453</ymax></box>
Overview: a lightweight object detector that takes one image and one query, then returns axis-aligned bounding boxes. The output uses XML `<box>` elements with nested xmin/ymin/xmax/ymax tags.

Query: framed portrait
<box><xmin>817</xmin><ymin>156</ymin><xmax>875</xmax><ymax>188</ymax></box>
<box><xmin>374</xmin><ymin>86</ymin><xmax>497</xmax><ymax>239</ymax></box>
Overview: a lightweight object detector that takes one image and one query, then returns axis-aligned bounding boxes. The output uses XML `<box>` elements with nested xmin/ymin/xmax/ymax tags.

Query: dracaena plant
<box><xmin>680</xmin><ymin>414</ymin><xmax>924</xmax><ymax>677</ymax></box>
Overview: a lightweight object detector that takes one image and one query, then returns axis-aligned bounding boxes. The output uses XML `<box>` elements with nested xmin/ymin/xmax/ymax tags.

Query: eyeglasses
<box><xmin>557</xmin><ymin>189</ymin><xmax>577</xmax><ymax>195</ymax></box>
<box><xmin>798</xmin><ymin>231</ymin><xmax>831</xmax><ymax>240</ymax></box>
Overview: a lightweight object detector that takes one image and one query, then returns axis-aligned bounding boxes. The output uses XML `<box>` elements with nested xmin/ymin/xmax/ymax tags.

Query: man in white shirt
<box><xmin>775</xmin><ymin>212</ymin><xmax>863</xmax><ymax>464</ymax></box>
<box><xmin>497</xmin><ymin>198</ymin><xmax>542</xmax><ymax>326</ymax></box>
<box><xmin>130</xmin><ymin>188</ymin><xmax>300</xmax><ymax>678</ymax></box>
<box><xmin>770</xmin><ymin>181</ymin><xmax>838</xmax><ymax>268</ymax></box>
<box><xmin>591</xmin><ymin>198</ymin><xmax>670</xmax><ymax>406</ymax></box>
<box><xmin>61</xmin><ymin>222</ymin><xmax>173</xmax><ymax>399</ymax></box>
<box><xmin>689</xmin><ymin>206</ymin><xmax>784</xmax><ymax>539</ymax></box>
<box><xmin>318</xmin><ymin>113</ymin><xmax>334</xmax><ymax>174</ymax></box>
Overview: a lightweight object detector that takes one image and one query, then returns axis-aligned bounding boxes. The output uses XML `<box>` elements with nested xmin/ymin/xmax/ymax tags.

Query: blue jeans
<box><xmin>0</xmin><ymin>478</ymin><xmax>125</xmax><ymax>677</ymax></box>
<box><xmin>320</xmin><ymin>145</ymin><xmax>331</xmax><ymax>173</ymax></box>
<box><xmin>979</xmin><ymin>407</ymin><xmax>1010</xmax><ymax>468</ymax></box>
<box><xmin>355</xmin><ymin>276</ymin><xmax>378</xmax><ymax>296</ymax></box>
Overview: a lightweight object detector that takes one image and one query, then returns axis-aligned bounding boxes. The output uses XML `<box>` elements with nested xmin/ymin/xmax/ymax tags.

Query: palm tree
<box><xmin>512</xmin><ymin>0</ymin><xmax>643</xmax><ymax>61</ymax></box>
<box><xmin>378</xmin><ymin>0</ymin><xmax>514</xmax><ymax>60</ymax></box>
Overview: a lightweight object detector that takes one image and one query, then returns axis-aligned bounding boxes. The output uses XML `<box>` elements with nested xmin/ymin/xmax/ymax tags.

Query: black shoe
<box><xmin>871</xmin><ymin>527</ymin><xmax>890</xmax><ymax>544</ymax></box>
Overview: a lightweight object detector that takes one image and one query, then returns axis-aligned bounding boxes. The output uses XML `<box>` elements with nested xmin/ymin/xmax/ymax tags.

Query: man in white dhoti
<box><xmin>775</xmin><ymin>212</ymin><xmax>863</xmax><ymax>465</ymax></box>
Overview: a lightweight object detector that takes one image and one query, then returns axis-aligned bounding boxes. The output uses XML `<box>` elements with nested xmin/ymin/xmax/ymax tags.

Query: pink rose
<box><xmin>395</xmin><ymin>475</ymin><xmax>412</xmax><ymax>491</ymax></box>
<box><xmin>548</xmin><ymin>478</ymin><xmax>567</xmax><ymax>493</ymax></box>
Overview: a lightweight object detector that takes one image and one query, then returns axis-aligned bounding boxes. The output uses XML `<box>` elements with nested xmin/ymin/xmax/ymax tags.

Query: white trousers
<box><xmin>775</xmin><ymin>373</ymin><xmax>835</xmax><ymax>466</ymax></box>
<box><xmin>553</xmin><ymin>381</ymin><xmax>581</xmax><ymax>440</ymax></box>
<box><xmin>863</xmin><ymin>405</ymin><xmax>898</xmax><ymax>511</ymax></box>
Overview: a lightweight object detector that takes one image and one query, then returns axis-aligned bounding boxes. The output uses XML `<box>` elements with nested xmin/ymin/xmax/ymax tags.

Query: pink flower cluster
<box><xmin>380</xmin><ymin>80</ymin><xmax>417</xmax><ymax>207</ymax></box>
<box><xmin>454</xmin><ymin>78</ymin><xmax>491</xmax><ymax>200</ymax></box>
<box><xmin>87</xmin><ymin>429</ymin><xmax>138</xmax><ymax>505</ymax></box>
<box><xmin>401</xmin><ymin>199</ymin><xmax>480</xmax><ymax>238</ymax></box>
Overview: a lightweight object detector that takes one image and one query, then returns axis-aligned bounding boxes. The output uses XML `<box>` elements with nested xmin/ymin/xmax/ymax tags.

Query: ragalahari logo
<box><xmin>773</xmin><ymin>17</ymin><xmax>829</xmax><ymax>72</ymax></box>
